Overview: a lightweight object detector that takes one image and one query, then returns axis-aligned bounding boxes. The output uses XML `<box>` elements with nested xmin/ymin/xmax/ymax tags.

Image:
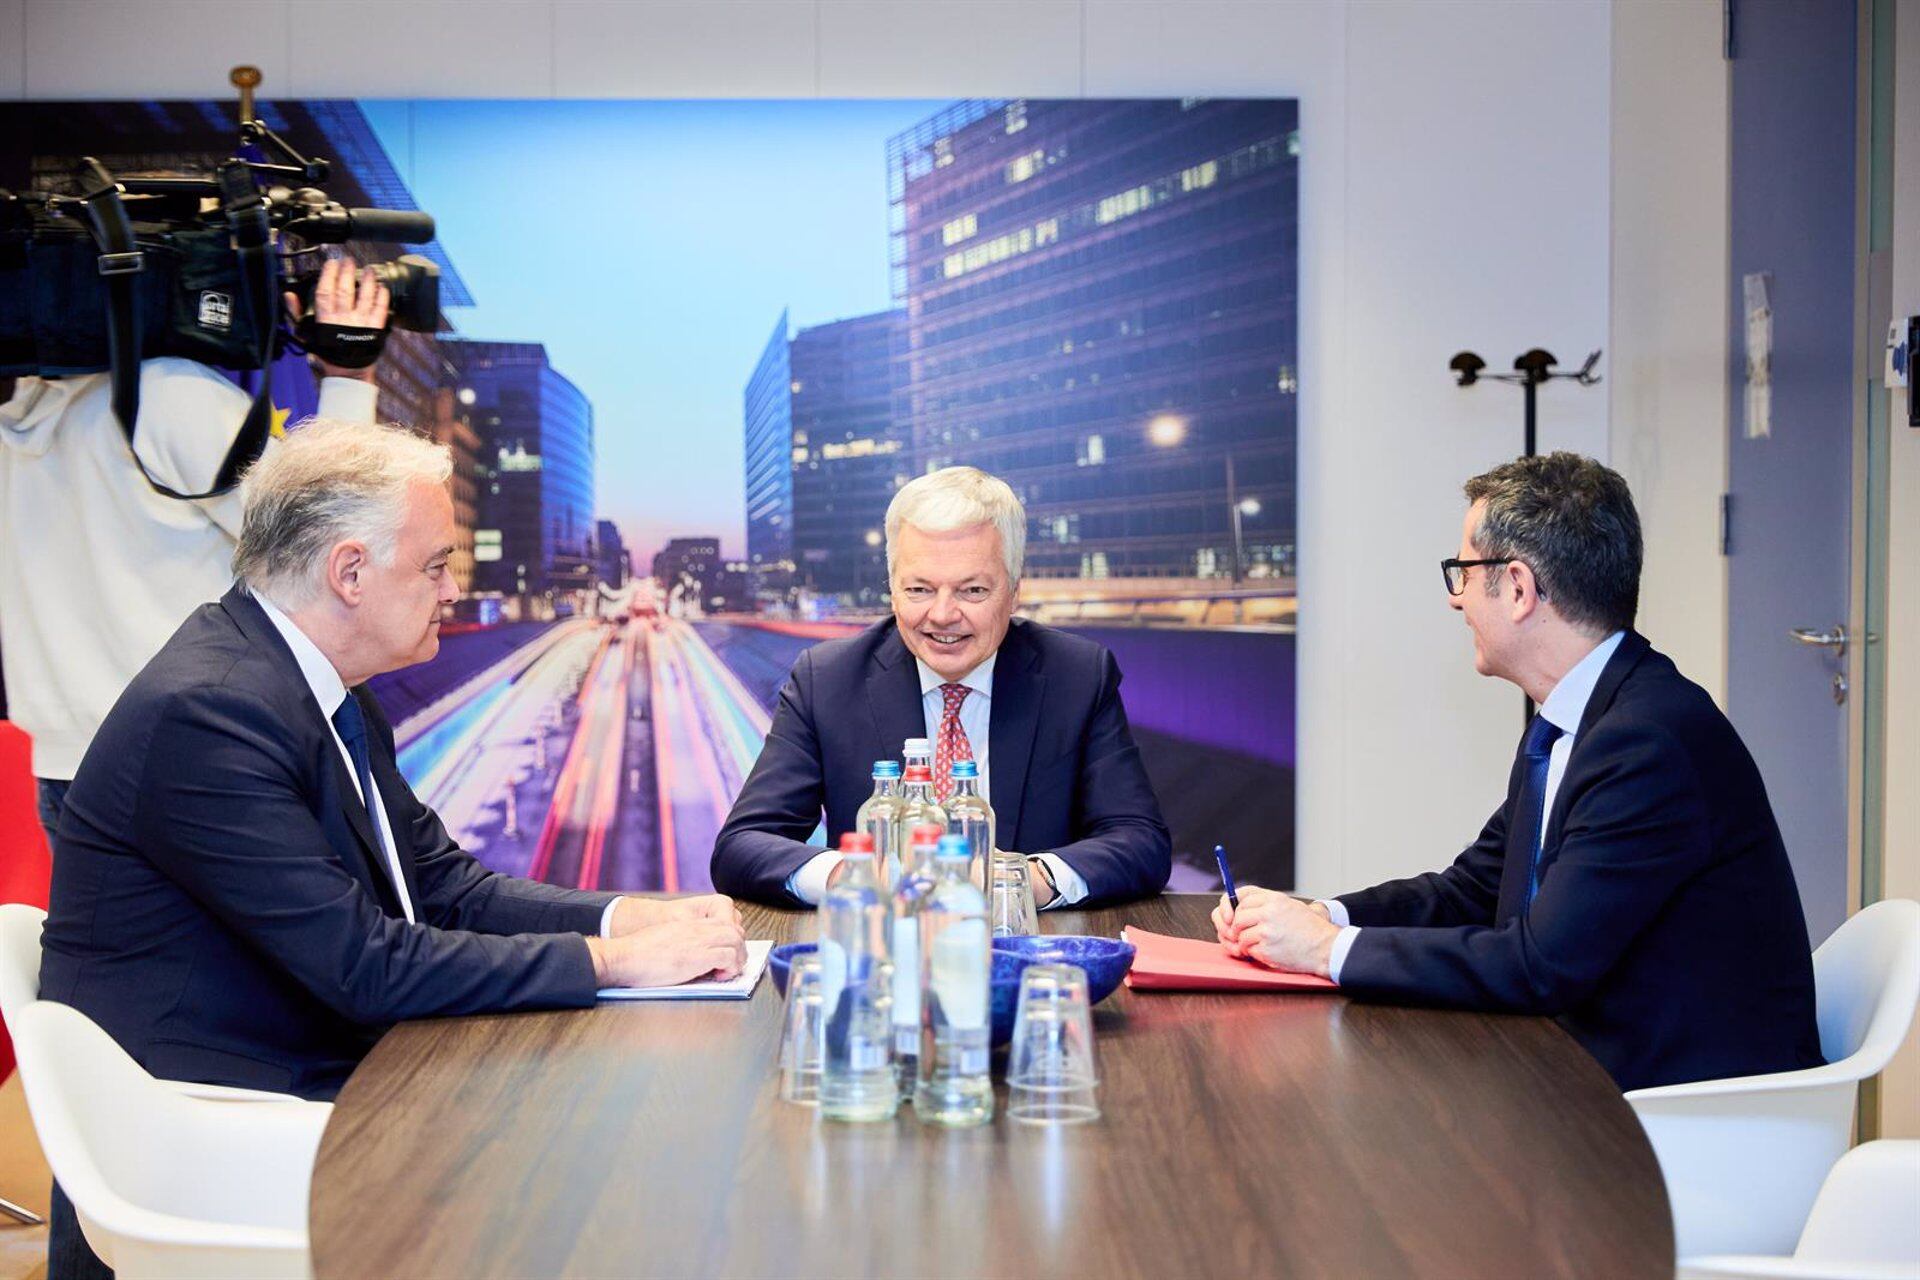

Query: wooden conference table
<box><xmin>309</xmin><ymin>895</ymin><xmax>1673</xmax><ymax>1278</ymax></box>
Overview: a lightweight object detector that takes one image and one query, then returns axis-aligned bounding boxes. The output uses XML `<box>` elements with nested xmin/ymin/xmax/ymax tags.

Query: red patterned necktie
<box><xmin>933</xmin><ymin>683</ymin><xmax>974</xmax><ymax>802</ymax></box>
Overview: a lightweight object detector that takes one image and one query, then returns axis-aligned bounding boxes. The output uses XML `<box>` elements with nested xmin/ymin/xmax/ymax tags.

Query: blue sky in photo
<box><xmin>361</xmin><ymin>99</ymin><xmax>941</xmax><ymax>564</ymax></box>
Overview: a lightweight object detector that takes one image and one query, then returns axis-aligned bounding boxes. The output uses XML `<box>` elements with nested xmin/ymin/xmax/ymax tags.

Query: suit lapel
<box><xmin>1499</xmin><ymin>631</ymin><xmax>1652</xmax><ymax>919</ymax></box>
<box><xmin>987</xmin><ymin>622</ymin><xmax>1045</xmax><ymax>849</ymax></box>
<box><xmin>327</xmin><ymin>745</ymin><xmax>403</xmax><ymax>915</ymax></box>
<box><xmin>1493</xmin><ymin>746</ymin><xmax>1531</xmax><ymax>924</ymax></box>
<box><xmin>220</xmin><ymin>587</ymin><xmax>404</xmax><ymax>914</ymax></box>
<box><xmin>867</xmin><ymin>624</ymin><xmax>930</xmax><ymax>770</ymax></box>
<box><xmin>1540</xmin><ymin>631</ymin><xmax>1651</xmax><ymax>853</ymax></box>
<box><xmin>357</xmin><ymin>689</ymin><xmax>424</xmax><ymax>914</ymax></box>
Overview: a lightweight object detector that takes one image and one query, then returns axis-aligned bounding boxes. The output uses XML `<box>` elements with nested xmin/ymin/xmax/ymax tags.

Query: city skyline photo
<box><xmin>0</xmin><ymin>94</ymin><xmax>1301</xmax><ymax>893</ymax></box>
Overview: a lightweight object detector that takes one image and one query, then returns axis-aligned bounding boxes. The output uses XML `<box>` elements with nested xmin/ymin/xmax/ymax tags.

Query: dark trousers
<box><xmin>35</xmin><ymin>778</ymin><xmax>113</xmax><ymax>1280</ymax></box>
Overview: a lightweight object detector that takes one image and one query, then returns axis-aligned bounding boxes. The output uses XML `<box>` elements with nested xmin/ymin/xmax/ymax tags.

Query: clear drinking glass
<box><xmin>989</xmin><ymin>853</ymin><xmax>1041</xmax><ymax>937</ymax></box>
<box><xmin>779</xmin><ymin>952</ymin><xmax>826</xmax><ymax>1106</ymax></box>
<box><xmin>1006</xmin><ymin>962</ymin><xmax>1100</xmax><ymax>1124</ymax></box>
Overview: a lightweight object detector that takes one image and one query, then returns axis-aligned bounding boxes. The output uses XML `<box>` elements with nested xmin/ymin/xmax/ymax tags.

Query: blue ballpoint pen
<box><xmin>1214</xmin><ymin>844</ymin><xmax>1239</xmax><ymax>910</ymax></box>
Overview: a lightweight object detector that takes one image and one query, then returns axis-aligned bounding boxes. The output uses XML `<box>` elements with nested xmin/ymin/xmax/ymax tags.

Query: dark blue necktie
<box><xmin>1513</xmin><ymin>712</ymin><xmax>1565</xmax><ymax>909</ymax></box>
<box><xmin>331</xmin><ymin>695</ymin><xmax>380</xmax><ymax>837</ymax></box>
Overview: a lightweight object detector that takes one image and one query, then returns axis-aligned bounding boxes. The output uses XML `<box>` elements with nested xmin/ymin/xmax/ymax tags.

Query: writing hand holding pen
<box><xmin>1212</xmin><ymin>885</ymin><xmax>1338</xmax><ymax>978</ymax></box>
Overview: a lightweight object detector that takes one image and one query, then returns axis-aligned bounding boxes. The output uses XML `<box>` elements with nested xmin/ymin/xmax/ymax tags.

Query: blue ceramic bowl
<box><xmin>769</xmin><ymin>941</ymin><xmax>1033</xmax><ymax>1045</ymax></box>
<box><xmin>990</xmin><ymin>934</ymin><xmax>1137</xmax><ymax>1007</ymax></box>
<box><xmin>769</xmin><ymin>942</ymin><xmax>816</xmax><ymax>998</ymax></box>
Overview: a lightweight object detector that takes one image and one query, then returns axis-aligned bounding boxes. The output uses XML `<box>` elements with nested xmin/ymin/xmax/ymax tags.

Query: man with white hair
<box><xmin>40</xmin><ymin>421</ymin><xmax>746</xmax><ymax>1106</ymax></box>
<box><xmin>712</xmin><ymin>465</ymin><xmax>1171</xmax><ymax>907</ymax></box>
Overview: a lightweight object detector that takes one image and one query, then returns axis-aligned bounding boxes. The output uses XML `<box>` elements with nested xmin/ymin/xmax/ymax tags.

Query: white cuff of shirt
<box><xmin>599</xmin><ymin>899</ymin><xmax>622</xmax><ymax>938</ymax></box>
<box><xmin>1319</xmin><ymin>898</ymin><xmax>1350</xmax><ymax>927</ymax></box>
<box><xmin>1035</xmin><ymin>853</ymin><xmax>1089</xmax><ymax>908</ymax></box>
<box><xmin>314</xmin><ymin>375</ymin><xmax>378</xmax><ymax>424</ymax></box>
<box><xmin>1326</xmin><ymin>926</ymin><xmax>1360</xmax><ymax>985</ymax></box>
<box><xmin>785</xmin><ymin>851</ymin><xmax>843</xmax><ymax>905</ymax></box>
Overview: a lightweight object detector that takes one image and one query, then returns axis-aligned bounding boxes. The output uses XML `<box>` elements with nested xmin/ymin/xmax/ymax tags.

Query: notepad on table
<box><xmin>597</xmin><ymin>940</ymin><xmax>773</xmax><ymax>1001</ymax></box>
<box><xmin>1120</xmin><ymin>927</ymin><xmax>1337</xmax><ymax>992</ymax></box>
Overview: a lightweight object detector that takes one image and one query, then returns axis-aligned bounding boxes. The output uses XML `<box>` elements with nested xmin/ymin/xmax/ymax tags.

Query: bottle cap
<box><xmin>839</xmin><ymin>831</ymin><xmax>876</xmax><ymax>853</ymax></box>
<box><xmin>910</xmin><ymin>823</ymin><xmax>946</xmax><ymax>847</ymax></box>
<box><xmin>935</xmin><ymin>835</ymin><xmax>970</xmax><ymax>860</ymax></box>
<box><xmin>872</xmin><ymin>760</ymin><xmax>902</xmax><ymax>778</ymax></box>
<box><xmin>950</xmin><ymin>760</ymin><xmax>978</xmax><ymax>779</ymax></box>
<box><xmin>903</xmin><ymin>737</ymin><xmax>931</xmax><ymax>756</ymax></box>
<box><xmin>903</xmin><ymin>764</ymin><xmax>934</xmax><ymax>782</ymax></box>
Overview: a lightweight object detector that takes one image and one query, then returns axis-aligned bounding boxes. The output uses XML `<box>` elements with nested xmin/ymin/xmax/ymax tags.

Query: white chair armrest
<box><xmin>1682</xmin><ymin>1259</ymin><xmax>1920</xmax><ymax>1280</ymax></box>
<box><xmin>1625</xmin><ymin>1057</ymin><xmax>1870</xmax><ymax>1103</ymax></box>
<box><xmin>77</xmin><ymin>1196</ymin><xmax>308</xmax><ymax>1254</ymax></box>
<box><xmin>162</xmin><ymin>1079</ymin><xmax>307</xmax><ymax>1104</ymax></box>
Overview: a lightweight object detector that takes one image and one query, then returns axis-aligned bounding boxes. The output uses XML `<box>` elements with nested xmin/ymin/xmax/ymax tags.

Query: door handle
<box><xmin>1789</xmin><ymin>626</ymin><xmax>1848</xmax><ymax>658</ymax></box>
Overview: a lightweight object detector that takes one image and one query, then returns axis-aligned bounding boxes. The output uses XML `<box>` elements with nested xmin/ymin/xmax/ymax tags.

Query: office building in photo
<box><xmin>596</xmin><ymin>519</ymin><xmax>630</xmax><ymax>589</ymax></box>
<box><xmin>745</xmin><ymin>308</ymin><xmax>906</xmax><ymax>610</ymax></box>
<box><xmin>429</xmin><ymin>385</ymin><xmax>484</xmax><ymax>595</ymax></box>
<box><xmin>743</xmin><ymin>312</ymin><xmax>796</xmax><ymax>603</ymax></box>
<box><xmin>889</xmin><ymin>98</ymin><xmax>1298</xmax><ymax>584</ymax></box>
<box><xmin>789</xmin><ymin>309</ymin><xmax>905</xmax><ymax>606</ymax></box>
<box><xmin>449</xmin><ymin>339</ymin><xmax>596</xmax><ymax>603</ymax></box>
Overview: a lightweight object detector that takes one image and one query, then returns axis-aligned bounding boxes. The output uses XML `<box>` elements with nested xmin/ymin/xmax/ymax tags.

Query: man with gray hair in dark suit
<box><xmin>40</xmin><ymin>420</ymin><xmax>745</xmax><ymax>1277</ymax></box>
<box><xmin>713</xmin><ymin>464</ymin><xmax>1171</xmax><ymax>908</ymax></box>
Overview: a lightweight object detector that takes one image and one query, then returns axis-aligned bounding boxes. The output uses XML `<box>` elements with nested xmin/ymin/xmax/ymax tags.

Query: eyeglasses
<box><xmin>1440</xmin><ymin>557</ymin><xmax>1513</xmax><ymax>595</ymax></box>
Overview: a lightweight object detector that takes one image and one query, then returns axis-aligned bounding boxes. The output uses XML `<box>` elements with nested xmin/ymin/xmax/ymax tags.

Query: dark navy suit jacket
<box><xmin>39</xmin><ymin>586</ymin><xmax>616</xmax><ymax>1101</ymax></box>
<box><xmin>1336</xmin><ymin>631</ymin><xmax>1824</xmax><ymax>1092</ymax></box>
<box><xmin>711</xmin><ymin>617</ymin><xmax>1171</xmax><ymax>908</ymax></box>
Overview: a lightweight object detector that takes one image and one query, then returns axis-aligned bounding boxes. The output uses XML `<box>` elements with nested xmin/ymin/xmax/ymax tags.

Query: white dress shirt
<box><xmin>786</xmin><ymin>650</ymin><xmax>1092</xmax><ymax>906</ymax></box>
<box><xmin>1323</xmin><ymin>631</ymin><xmax>1627</xmax><ymax>982</ymax></box>
<box><xmin>254</xmin><ymin>591</ymin><xmax>622</xmax><ymax>937</ymax></box>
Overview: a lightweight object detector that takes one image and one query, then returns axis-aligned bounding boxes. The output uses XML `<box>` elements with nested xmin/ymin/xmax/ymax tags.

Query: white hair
<box><xmin>884</xmin><ymin>466</ymin><xmax>1026</xmax><ymax>582</ymax></box>
<box><xmin>233</xmin><ymin>419</ymin><xmax>452</xmax><ymax>608</ymax></box>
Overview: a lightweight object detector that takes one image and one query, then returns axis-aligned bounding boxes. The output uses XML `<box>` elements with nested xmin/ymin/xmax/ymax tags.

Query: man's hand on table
<box><xmin>1211</xmin><ymin>886</ymin><xmax>1337</xmax><ymax>978</ymax></box>
<box><xmin>608</xmin><ymin>893</ymin><xmax>742</xmax><ymax>935</ymax></box>
<box><xmin>587</xmin><ymin>897</ymin><xmax>746</xmax><ymax>988</ymax></box>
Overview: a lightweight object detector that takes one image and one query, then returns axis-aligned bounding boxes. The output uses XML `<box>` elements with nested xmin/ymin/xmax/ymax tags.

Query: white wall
<box><xmin>2</xmin><ymin>0</ymin><xmax>1617</xmax><ymax>897</ymax></box>
<box><xmin>1609</xmin><ymin>0</ymin><xmax>1729</xmax><ymax>705</ymax></box>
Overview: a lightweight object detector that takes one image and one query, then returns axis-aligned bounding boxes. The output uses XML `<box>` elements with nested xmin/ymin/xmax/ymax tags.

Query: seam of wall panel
<box><xmin>1295</xmin><ymin>0</ymin><xmax>1354</xmax><ymax>897</ymax></box>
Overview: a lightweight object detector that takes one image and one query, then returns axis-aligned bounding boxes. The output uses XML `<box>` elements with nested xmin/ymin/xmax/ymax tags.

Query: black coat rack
<box><xmin>1448</xmin><ymin>347</ymin><xmax>1604</xmax><ymax>726</ymax></box>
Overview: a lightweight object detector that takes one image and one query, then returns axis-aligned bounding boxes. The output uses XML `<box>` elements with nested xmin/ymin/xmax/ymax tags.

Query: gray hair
<box><xmin>885</xmin><ymin>466</ymin><xmax>1026</xmax><ymax>582</ymax></box>
<box><xmin>1463</xmin><ymin>451</ymin><xmax>1641</xmax><ymax>634</ymax></box>
<box><xmin>233</xmin><ymin>419</ymin><xmax>452</xmax><ymax>608</ymax></box>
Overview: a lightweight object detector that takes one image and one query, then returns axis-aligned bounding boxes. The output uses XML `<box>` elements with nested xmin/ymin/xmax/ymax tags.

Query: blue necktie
<box><xmin>330</xmin><ymin>696</ymin><xmax>381</xmax><ymax>839</ymax></box>
<box><xmin>1514</xmin><ymin>712</ymin><xmax>1565</xmax><ymax>909</ymax></box>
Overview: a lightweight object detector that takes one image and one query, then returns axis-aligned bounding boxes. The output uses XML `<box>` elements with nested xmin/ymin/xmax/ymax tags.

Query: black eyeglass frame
<box><xmin>1440</xmin><ymin>557</ymin><xmax>1513</xmax><ymax>595</ymax></box>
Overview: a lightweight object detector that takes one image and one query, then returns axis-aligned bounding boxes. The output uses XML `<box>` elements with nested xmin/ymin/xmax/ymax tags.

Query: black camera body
<box><xmin>0</xmin><ymin>120</ymin><xmax>437</xmax><ymax>498</ymax></box>
<box><xmin>0</xmin><ymin>167</ymin><xmax>437</xmax><ymax>377</ymax></box>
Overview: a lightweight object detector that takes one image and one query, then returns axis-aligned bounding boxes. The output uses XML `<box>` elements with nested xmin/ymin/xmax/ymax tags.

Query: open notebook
<box><xmin>1121</xmin><ymin>927</ymin><xmax>1337</xmax><ymax>992</ymax></box>
<box><xmin>597</xmin><ymin>940</ymin><xmax>773</xmax><ymax>1001</ymax></box>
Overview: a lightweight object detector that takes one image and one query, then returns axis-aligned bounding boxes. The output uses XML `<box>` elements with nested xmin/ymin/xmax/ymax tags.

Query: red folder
<box><xmin>1121</xmin><ymin>926</ymin><xmax>1338</xmax><ymax>992</ymax></box>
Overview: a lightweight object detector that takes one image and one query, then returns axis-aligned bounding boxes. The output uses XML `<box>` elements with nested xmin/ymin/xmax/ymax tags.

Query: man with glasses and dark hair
<box><xmin>1212</xmin><ymin>452</ymin><xmax>1822</xmax><ymax>1091</ymax></box>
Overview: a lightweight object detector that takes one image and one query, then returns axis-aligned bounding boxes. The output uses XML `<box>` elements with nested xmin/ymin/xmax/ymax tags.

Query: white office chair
<box><xmin>0</xmin><ymin>901</ymin><xmax>43</xmax><ymax>1024</ymax></box>
<box><xmin>1677</xmin><ymin>1140</ymin><xmax>1920</xmax><ymax>1280</ymax></box>
<box><xmin>11</xmin><ymin>999</ymin><xmax>330</xmax><ymax>1280</ymax></box>
<box><xmin>1627</xmin><ymin>898</ymin><xmax>1920</xmax><ymax>1260</ymax></box>
<box><xmin>0</xmin><ymin>902</ymin><xmax>293</xmax><ymax>1105</ymax></box>
<box><xmin>0</xmin><ymin>901</ymin><xmax>49</xmax><ymax>1224</ymax></box>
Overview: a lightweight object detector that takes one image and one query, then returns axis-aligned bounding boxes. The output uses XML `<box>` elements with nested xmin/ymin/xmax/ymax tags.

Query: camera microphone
<box><xmin>342</xmin><ymin>208</ymin><xmax>436</xmax><ymax>244</ymax></box>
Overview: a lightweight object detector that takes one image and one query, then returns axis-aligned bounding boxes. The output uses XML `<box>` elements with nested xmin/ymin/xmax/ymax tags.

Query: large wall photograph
<box><xmin>2</xmin><ymin>95</ymin><xmax>1299</xmax><ymax>894</ymax></box>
